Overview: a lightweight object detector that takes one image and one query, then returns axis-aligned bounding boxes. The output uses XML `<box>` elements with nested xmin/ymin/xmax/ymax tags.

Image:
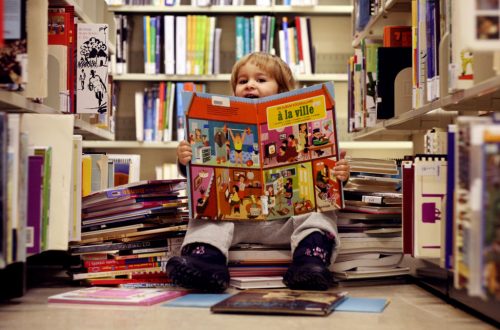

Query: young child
<box><xmin>167</xmin><ymin>52</ymin><xmax>350</xmax><ymax>292</ymax></box>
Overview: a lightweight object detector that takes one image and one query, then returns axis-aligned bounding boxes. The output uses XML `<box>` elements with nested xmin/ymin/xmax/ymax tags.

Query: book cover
<box><xmin>335</xmin><ymin>297</ymin><xmax>390</xmax><ymax>313</ymax></box>
<box><xmin>163</xmin><ymin>293</ymin><xmax>233</xmax><ymax>308</ymax></box>
<box><xmin>211</xmin><ymin>289</ymin><xmax>348</xmax><ymax>316</ymax></box>
<box><xmin>48</xmin><ymin>287</ymin><xmax>187</xmax><ymax>306</ymax></box>
<box><xmin>184</xmin><ymin>82</ymin><xmax>343</xmax><ymax>221</ymax></box>
<box><xmin>76</xmin><ymin>23</ymin><xmax>109</xmax><ymax>114</ymax></box>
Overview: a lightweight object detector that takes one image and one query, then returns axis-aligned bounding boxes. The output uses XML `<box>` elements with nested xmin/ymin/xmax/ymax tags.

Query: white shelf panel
<box><xmin>0</xmin><ymin>91</ymin><xmax>60</xmax><ymax>114</ymax></box>
<box><xmin>74</xmin><ymin>118</ymin><xmax>115</xmax><ymax>141</ymax></box>
<box><xmin>113</xmin><ymin>73</ymin><xmax>348</xmax><ymax>82</ymax></box>
<box><xmin>82</xmin><ymin>140</ymin><xmax>178</xmax><ymax>149</ymax></box>
<box><xmin>352</xmin><ymin>0</ymin><xmax>411</xmax><ymax>48</ymax></box>
<box><xmin>108</xmin><ymin>5</ymin><xmax>353</xmax><ymax>15</ymax></box>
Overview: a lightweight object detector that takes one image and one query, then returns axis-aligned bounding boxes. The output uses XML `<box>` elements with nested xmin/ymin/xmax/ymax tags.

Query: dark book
<box><xmin>26</xmin><ymin>155</ymin><xmax>44</xmax><ymax>255</ymax></box>
<box><xmin>211</xmin><ymin>289</ymin><xmax>348</xmax><ymax>316</ymax></box>
<box><xmin>69</xmin><ymin>237</ymin><xmax>174</xmax><ymax>255</ymax></box>
<box><xmin>0</xmin><ymin>113</ymin><xmax>7</xmax><ymax>267</ymax></box>
<box><xmin>376</xmin><ymin>47</ymin><xmax>412</xmax><ymax>119</ymax></box>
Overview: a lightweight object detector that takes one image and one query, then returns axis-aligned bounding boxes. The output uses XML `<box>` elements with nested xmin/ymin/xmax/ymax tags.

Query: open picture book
<box><xmin>184</xmin><ymin>82</ymin><xmax>344</xmax><ymax>221</ymax></box>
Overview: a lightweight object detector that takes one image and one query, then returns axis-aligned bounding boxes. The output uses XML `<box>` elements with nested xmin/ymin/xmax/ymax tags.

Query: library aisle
<box><xmin>0</xmin><ymin>284</ymin><xmax>494</xmax><ymax>330</ymax></box>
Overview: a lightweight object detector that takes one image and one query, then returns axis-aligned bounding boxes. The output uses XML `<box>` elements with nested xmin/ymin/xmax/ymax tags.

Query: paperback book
<box><xmin>47</xmin><ymin>287</ymin><xmax>187</xmax><ymax>306</ymax></box>
<box><xmin>184</xmin><ymin>82</ymin><xmax>343</xmax><ymax>221</ymax></box>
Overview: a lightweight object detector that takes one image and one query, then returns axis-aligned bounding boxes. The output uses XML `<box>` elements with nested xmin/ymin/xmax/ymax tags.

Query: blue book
<box><xmin>335</xmin><ymin>297</ymin><xmax>390</xmax><ymax>313</ymax></box>
<box><xmin>163</xmin><ymin>293</ymin><xmax>233</xmax><ymax>308</ymax></box>
<box><xmin>444</xmin><ymin>124</ymin><xmax>456</xmax><ymax>269</ymax></box>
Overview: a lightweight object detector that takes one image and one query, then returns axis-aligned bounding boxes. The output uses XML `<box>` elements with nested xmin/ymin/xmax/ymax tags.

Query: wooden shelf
<box><xmin>108</xmin><ymin>5</ymin><xmax>353</xmax><ymax>15</ymax></box>
<box><xmin>0</xmin><ymin>91</ymin><xmax>60</xmax><ymax>114</ymax></box>
<box><xmin>74</xmin><ymin>118</ymin><xmax>115</xmax><ymax>141</ymax></box>
<box><xmin>349</xmin><ymin>74</ymin><xmax>500</xmax><ymax>141</ymax></box>
<box><xmin>352</xmin><ymin>0</ymin><xmax>411</xmax><ymax>48</ymax></box>
<box><xmin>82</xmin><ymin>140</ymin><xmax>177</xmax><ymax>149</ymax></box>
<box><xmin>112</xmin><ymin>73</ymin><xmax>348</xmax><ymax>82</ymax></box>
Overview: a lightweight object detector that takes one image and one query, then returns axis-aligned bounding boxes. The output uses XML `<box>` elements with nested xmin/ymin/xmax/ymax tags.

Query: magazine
<box><xmin>184</xmin><ymin>82</ymin><xmax>343</xmax><ymax>220</ymax></box>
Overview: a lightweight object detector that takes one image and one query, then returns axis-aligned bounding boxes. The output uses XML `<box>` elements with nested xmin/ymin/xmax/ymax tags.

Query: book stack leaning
<box><xmin>333</xmin><ymin>158</ymin><xmax>409</xmax><ymax>281</ymax></box>
<box><xmin>68</xmin><ymin>179</ymin><xmax>188</xmax><ymax>288</ymax></box>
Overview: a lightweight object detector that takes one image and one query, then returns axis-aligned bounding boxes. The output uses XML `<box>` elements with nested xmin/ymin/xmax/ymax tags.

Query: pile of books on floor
<box><xmin>333</xmin><ymin>158</ymin><xmax>409</xmax><ymax>280</ymax></box>
<box><xmin>68</xmin><ymin>179</ymin><xmax>189</xmax><ymax>287</ymax></box>
<box><xmin>227</xmin><ymin>244</ymin><xmax>292</xmax><ymax>289</ymax></box>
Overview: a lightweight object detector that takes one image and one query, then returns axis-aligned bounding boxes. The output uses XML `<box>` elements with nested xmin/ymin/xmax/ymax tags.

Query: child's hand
<box><xmin>334</xmin><ymin>150</ymin><xmax>350</xmax><ymax>182</ymax></box>
<box><xmin>177</xmin><ymin>140</ymin><xmax>193</xmax><ymax>166</ymax></box>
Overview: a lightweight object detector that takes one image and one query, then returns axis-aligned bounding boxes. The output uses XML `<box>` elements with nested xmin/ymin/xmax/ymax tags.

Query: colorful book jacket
<box><xmin>184</xmin><ymin>82</ymin><xmax>344</xmax><ymax>221</ymax></box>
<box><xmin>48</xmin><ymin>287</ymin><xmax>187</xmax><ymax>306</ymax></box>
<box><xmin>211</xmin><ymin>289</ymin><xmax>348</xmax><ymax>316</ymax></box>
<box><xmin>76</xmin><ymin>23</ymin><xmax>109</xmax><ymax>114</ymax></box>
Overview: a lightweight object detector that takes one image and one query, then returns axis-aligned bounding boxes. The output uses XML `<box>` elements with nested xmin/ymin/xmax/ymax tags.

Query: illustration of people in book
<box><xmin>228</xmin><ymin>128</ymin><xmax>248</xmax><ymax>166</ymax></box>
<box><xmin>88</xmin><ymin>69</ymin><xmax>107</xmax><ymax>113</ymax></box>
<box><xmin>214</xmin><ymin>127</ymin><xmax>228</xmax><ymax>164</ymax></box>
<box><xmin>79</xmin><ymin>69</ymin><xmax>86</xmax><ymax>90</ymax></box>
<box><xmin>297</xmin><ymin>123</ymin><xmax>311</xmax><ymax>160</ymax></box>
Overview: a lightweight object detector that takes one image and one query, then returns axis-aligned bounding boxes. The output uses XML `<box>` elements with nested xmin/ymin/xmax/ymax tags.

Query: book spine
<box><xmin>86</xmin><ymin>261</ymin><xmax>162</xmax><ymax>273</ymax></box>
<box><xmin>69</xmin><ymin>238</ymin><xmax>169</xmax><ymax>254</ymax></box>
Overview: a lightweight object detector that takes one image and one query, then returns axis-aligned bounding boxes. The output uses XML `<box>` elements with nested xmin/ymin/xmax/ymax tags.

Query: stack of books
<box><xmin>333</xmin><ymin>158</ymin><xmax>408</xmax><ymax>280</ymax></box>
<box><xmin>68</xmin><ymin>179</ymin><xmax>189</xmax><ymax>287</ymax></box>
<box><xmin>227</xmin><ymin>243</ymin><xmax>292</xmax><ymax>289</ymax></box>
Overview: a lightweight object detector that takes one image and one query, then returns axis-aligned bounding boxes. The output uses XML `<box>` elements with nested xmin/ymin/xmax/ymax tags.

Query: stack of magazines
<box><xmin>68</xmin><ymin>179</ymin><xmax>188</xmax><ymax>287</ymax></box>
<box><xmin>333</xmin><ymin>158</ymin><xmax>409</xmax><ymax>280</ymax></box>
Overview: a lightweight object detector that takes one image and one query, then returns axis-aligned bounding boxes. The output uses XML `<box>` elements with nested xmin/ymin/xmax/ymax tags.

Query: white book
<box><xmin>332</xmin><ymin>253</ymin><xmax>403</xmax><ymax>272</ymax></box>
<box><xmin>300</xmin><ymin>17</ymin><xmax>312</xmax><ymax>74</ymax></box>
<box><xmin>76</xmin><ymin>23</ymin><xmax>109</xmax><ymax>114</ymax></box>
<box><xmin>164</xmin><ymin>15</ymin><xmax>175</xmax><ymax>75</ymax></box>
<box><xmin>230</xmin><ymin>276</ymin><xmax>286</xmax><ymax>289</ymax></box>
<box><xmin>107</xmin><ymin>154</ymin><xmax>141</xmax><ymax>184</ymax></box>
<box><xmin>134</xmin><ymin>91</ymin><xmax>144</xmax><ymax>142</ymax></box>
<box><xmin>69</xmin><ymin>135</ymin><xmax>82</xmax><ymax>242</ymax></box>
<box><xmin>254</xmin><ymin>15</ymin><xmax>261</xmax><ymax>53</ymax></box>
<box><xmin>206</xmin><ymin>16</ymin><xmax>216</xmax><ymax>75</ymax></box>
<box><xmin>7</xmin><ymin>114</ymin><xmax>21</xmax><ymax>263</ymax></box>
<box><xmin>21</xmin><ymin>114</ymin><xmax>74</xmax><ymax>251</ymax></box>
<box><xmin>213</xmin><ymin>28</ymin><xmax>222</xmax><ymax>75</ymax></box>
<box><xmin>175</xmin><ymin>16</ymin><xmax>187</xmax><ymax>75</ymax></box>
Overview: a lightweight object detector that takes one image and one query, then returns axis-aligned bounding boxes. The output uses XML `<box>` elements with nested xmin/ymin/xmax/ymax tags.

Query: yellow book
<box><xmin>81</xmin><ymin>155</ymin><xmax>92</xmax><ymax>197</ymax></box>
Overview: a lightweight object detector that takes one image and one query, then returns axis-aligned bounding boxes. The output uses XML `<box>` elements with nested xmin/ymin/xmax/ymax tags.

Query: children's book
<box><xmin>47</xmin><ymin>287</ymin><xmax>187</xmax><ymax>306</ymax></box>
<box><xmin>229</xmin><ymin>276</ymin><xmax>286</xmax><ymax>289</ymax></box>
<box><xmin>162</xmin><ymin>293</ymin><xmax>234</xmax><ymax>308</ymax></box>
<box><xmin>210</xmin><ymin>289</ymin><xmax>348</xmax><ymax>316</ymax></box>
<box><xmin>334</xmin><ymin>297</ymin><xmax>390</xmax><ymax>313</ymax></box>
<box><xmin>184</xmin><ymin>82</ymin><xmax>343</xmax><ymax>221</ymax></box>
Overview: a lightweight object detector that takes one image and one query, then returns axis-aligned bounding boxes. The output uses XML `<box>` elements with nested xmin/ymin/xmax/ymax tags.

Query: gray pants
<box><xmin>182</xmin><ymin>211</ymin><xmax>340</xmax><ymax>267</ymax></box>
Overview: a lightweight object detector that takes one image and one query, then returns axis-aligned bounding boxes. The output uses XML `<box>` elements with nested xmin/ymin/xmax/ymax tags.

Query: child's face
<box><xmin>234</xmin><ymin>62</ymin><xmax>279</xmax><ymax>98</ymax></box>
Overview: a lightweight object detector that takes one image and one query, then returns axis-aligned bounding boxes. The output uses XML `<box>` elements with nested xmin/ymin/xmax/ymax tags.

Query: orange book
<box><xmin>383</xmin><ymin>26</ymin><xmax>412</xmax><ymax>47</ymax></box>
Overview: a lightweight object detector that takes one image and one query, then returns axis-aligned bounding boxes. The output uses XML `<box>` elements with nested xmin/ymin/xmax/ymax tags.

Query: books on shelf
<box><xmin>48</xmin><ymin>287</ymin><xmax>187</xmax><ymax>306</ymax></box>
<box><xmin>185</xmin><ymin>82</ymin><xmax>343</xmax><ymax>221</ymax></box>
<box><xmin>211</xmin><ymin>289</ymin><xmax>348</xmax><ymax>316</ymax></box>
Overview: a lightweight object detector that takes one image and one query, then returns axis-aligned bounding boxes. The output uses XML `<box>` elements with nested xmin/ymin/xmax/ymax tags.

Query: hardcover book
<box><xmin>48</xmin><ymin>287</ymin><xmax>187</xmax><ymax>306</ymax></box>
<box><xmin>210</xmin><ymin>289</ymin><xmax>348</xmax><ymax>316</ymax></box>
<box><xmin>184</xmin><ymin>82</ymin><xmax>343</xmax><ymax>221</ymax></box>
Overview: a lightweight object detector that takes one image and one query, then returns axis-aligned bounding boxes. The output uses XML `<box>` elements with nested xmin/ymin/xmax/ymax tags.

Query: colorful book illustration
<box><xmin>334</xmin><ymin>297</ymin><xmax>390</xmax><ymax>313</ymax></box>
<box><xmin>210</xmin><ymin>289</ymin><xmax>348</xmax><ymax>316</ymax></box>
<box><xmin>184</xmin><ymin>82</ymin><xmax>343</xmax><ymax>221</ymax></box>
<box><xmin>163</xmin><ymin>293</ymin><xmax>233</xmax><ymax>308</ymax></box>
<box><xmin>76</xmin><ymin>23</ymin><xmax>109</xmax><ymax>114</ymax></box>
<box><xmin>48</xmin><ymin>287</ymin><xmax>187</xmax><ymax>306</ymax></box>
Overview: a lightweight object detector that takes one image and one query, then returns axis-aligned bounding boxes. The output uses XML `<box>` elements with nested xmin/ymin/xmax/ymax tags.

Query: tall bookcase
<box><xmin>83</xmin><ymin>0</ymin><xmax>407</xmax><ymax>180</ymax></box>
<box><xmin>349</xmin><ymin>0</ymin><xmax>500</xmax><ymax>324</ymax></box>
<box><xmin>0</xmin><ymin>0</ymin><xmax>114</xmax><ymax>299</ymax></box>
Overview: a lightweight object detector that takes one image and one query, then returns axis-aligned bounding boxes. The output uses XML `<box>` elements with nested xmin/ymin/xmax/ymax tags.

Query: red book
<box><xmin>383</xmin><ymin>26</ymin><xmax>412</xmax><ymax>47</ymax></box>
<box><xmin>86</xmin><ymin>262</ymin><xmax>161</xmax><ymax>273</ymax></box>
<box><xmin>294</xmin><ymin>17</ymin><xmax>304</xmax><ymax>72</ymax></box>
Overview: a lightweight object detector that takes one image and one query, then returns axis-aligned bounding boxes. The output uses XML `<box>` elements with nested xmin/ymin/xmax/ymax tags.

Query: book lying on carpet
<box><xmin>210</xmin><ymin>289</ymin><xmax>348</xmax><ymax>316</ymax></box>
<box><xmin>335</xmin><ymin>297</ymin><xmax>390</xmax><ymax>313</ymax></box>
<box><xmin>229</xmin><ymin>276</ymin><xmax>286</xmax><ymax>289</ymax></box>
<box><xmin>332</xmin><ymin>253</ymin><xmax>404</xmax><ymax>272</ymax></box>
<box><xmin>47</xmin><ymin>287</ymin><xmax>187</xmax><ymax>306</ymax></box>
<box><xmin>163</xmin><ymin>293</ymin><xmax>234</xmax><ymax>308</ymax></box>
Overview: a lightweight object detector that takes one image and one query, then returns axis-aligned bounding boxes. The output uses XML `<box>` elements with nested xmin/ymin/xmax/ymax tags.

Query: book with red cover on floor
<box><xmin>48</xmin><ymin>287</ymin><xmax>187</xmax><ymax>306</ymax></box>
<box><xmin>211</xmin><ymin>289</ymin><xmax>348</xmax><ymax>316</ymax></box>
<box><xmin>185</xmin><ymin>82</ymin><xmax>343</xmax><ymax>221</ymax></box>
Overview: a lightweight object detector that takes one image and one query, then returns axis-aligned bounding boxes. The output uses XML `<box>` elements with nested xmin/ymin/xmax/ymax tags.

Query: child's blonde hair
<box><xmin>230</xmin><ymin>52</ymin><xmax>296</xmax><ymax>94</ymax></box>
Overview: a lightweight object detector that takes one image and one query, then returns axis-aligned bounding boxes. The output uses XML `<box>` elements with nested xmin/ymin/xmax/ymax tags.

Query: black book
<box><xmin>376</xmin><ymin>47</ymin><xmax>412</xmax><ymax>119</ymax></box>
